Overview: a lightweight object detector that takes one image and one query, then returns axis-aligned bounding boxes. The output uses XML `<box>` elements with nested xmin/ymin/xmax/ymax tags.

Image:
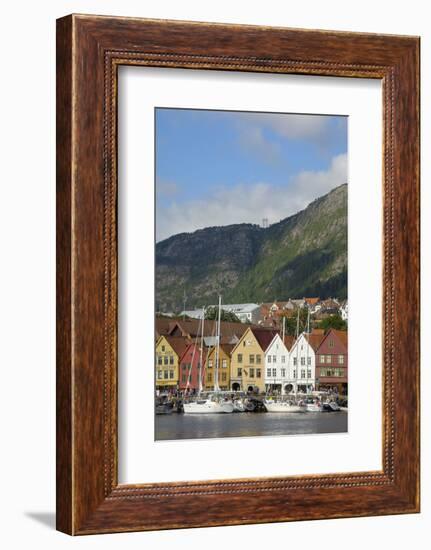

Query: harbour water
<box><xmin>155</xmin><ymin>411</ymin><xmax>347</xmax><ymax>441</ymax></box>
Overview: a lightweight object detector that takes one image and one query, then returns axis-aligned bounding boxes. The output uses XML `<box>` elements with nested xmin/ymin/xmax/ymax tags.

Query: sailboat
<box><xmin>183</xmin><ymin>297</ymin><xmax>234</xmax><ymax>414</ymax></box>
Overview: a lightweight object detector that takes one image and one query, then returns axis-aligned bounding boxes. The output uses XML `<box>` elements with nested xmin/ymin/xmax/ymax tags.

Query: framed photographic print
<box><xmin>56</xmin><ymin>14</ymin><xmax>420</xmax><ymax>534</ymax></box>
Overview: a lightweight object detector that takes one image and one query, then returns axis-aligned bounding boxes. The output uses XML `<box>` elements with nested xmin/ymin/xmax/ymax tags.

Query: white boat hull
<box><xmin>183</xmin><ymin>400</ymin><xmax>234</xmax><ymax>414</ymax></box>
<box><xmin>264</xmin><ymin>401</ymin><xmax>305</xmax><ymax>413</ymax></box>
<box><xmin>305</xmin><ymin>403</ymin><xmax>322</xmax><ymax>412</ymax></box>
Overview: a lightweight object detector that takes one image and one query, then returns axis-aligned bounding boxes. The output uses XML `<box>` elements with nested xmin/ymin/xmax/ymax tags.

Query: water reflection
<box><xmin>155</xmin><ymin>411</ymin><xmax>347</xmax><ymax>441</ymax></box>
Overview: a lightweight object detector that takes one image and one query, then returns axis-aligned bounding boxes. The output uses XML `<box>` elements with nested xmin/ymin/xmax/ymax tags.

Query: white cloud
<box><xmin>156</xmin><ymin>178</ymin><xmax>179</xmax><ymax>197</ymax></box>
<box><xmin>238</xmin><ymin>126</ymin><xmax>281</xmax><ymax>164</ymax></box>
<box><xmin>156</xmin><ymin>153</ymin><xmax>347</xmax><ymax>242</ymax></box>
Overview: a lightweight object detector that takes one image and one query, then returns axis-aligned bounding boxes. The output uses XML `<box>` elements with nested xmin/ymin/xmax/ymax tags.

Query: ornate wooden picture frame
<box><xmin>56</xmin><ymin>14</ymin><xmax>420</xmax><ymax>535</ymax></box>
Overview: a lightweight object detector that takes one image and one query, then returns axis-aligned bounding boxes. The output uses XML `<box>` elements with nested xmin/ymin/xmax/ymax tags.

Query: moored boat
<box><xmin>264</xmin><ymin>399</ymin><xmax>306</xmax><ymax>413</ymax></box>
<box><xmin>183</xmin><ymin>397</ymin><xmax>233</xmax><ymax>414</ymax></box>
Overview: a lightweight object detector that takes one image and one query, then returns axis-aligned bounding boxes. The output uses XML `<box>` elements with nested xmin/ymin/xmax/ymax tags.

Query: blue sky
<box><xmin>156</xmin><ymin>108</ymin><xmax>347</xmax><ymax>241</ymax></box>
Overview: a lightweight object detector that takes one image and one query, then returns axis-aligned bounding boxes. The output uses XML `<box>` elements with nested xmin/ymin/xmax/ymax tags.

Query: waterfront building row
<box><xmin>155</xmin><ymin>324</ymin><xmax>348</xmax><ymax>395</ymax></box>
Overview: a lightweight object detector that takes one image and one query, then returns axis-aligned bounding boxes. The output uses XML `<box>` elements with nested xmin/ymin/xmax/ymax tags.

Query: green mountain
<box><xmin>156</xmin><ymin>184</ymin><xmax>347</xmax><ymax>312</ymax></box>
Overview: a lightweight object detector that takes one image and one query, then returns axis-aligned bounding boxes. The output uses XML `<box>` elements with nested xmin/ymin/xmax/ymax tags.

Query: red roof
<box><xmin>250</xmin><ymin>328</ymin><xmax>279</xmax><ymax>352</ymax></box>
<box><xmin>305</xmin><ymin>331</ymin><xmax>325</xmax><ymax>351</ymax></box>
<box><xmin>164</xmin><ymin>336</ymin><xmax>190</xmax><ymax>359</ymax></box>
<box><xmin>283</xmin><ymin>335</ymin><xmax>296</xmax><ymax>351</ymax></box>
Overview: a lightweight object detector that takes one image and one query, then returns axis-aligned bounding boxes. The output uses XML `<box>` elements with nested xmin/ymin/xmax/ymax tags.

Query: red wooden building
<box><xmin>315</xmin><ymin>329</ymin><xmax>348</xmax><ymax>394</ymax></box>
<box><xmin>178</xmin><ymin>342</ymin><xmax>203</xmax><ymax>393</ymax></box>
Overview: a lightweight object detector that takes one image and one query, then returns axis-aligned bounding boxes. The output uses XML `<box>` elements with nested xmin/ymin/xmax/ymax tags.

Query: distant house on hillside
<box><xmin>181</xmin><ymin>303</ymin><xmax>261</xmax><ymax>324</ymax></box>
<box><xmin>339</xmin><ymin>300</ymin><xmax>348</xmax><ymax>321</ymax></box>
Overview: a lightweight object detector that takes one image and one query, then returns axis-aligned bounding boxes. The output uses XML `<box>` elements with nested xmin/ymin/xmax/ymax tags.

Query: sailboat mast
<box><xmin>214</xmin><ymin>295</ymin><xmax>222</xmax><ymax>392</ymax></box>
<box><xmin>295</xmin><ymin>307</ymin><xmax>300</xmax><ymax>398</ymax></box>
<box><xmin>199</xmin><ymin>306</ymin><xmax>204</xmax><ymax>394</ymax></box>
<box><xmin>305</xmin><ymin>307</ymin><xmax>310</xmax><ymax>393</ymax></box>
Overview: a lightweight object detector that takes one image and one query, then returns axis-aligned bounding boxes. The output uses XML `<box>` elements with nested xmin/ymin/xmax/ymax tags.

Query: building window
<box><xmin>301</xmin><ymin>357</ymin><xmax>305</xmax><ymax>366</ymax></box>
<box><xmin>281</xmin><ymin>368</ymin><xmax>286</xmax><ymax>377</ymax></box>
<box><xmin>293</xmin><ymin>358</ymin><xmax>297</xmax><ymax>366</ymax></box>
<box><xmin>329</xmin><ymin>339</ymin><xmax>334</xmax><ymax>348</ymax></box>
<box><xmin>272</xmin><ymin>368</ymin><xmax>277</xmax><ymax>377</ymax></box>
<box><xmin>169</xmin><ymin>370</ymin><xmax>174</xmax><ymax>379</ymax></box>
<box><xmin>181</xmin><ymin>375</ymin><xmax>187</xmax><ymax>383</ymax></box>
<box><xmin>164</xmin><ymin>371</ymin><xmax>168</xmax><ymax>379</ymax></box>
<box><xmin>249</xmin><ymin>354</ymin><xmax>255</xmax><ymax>364</ymax></box>
<box><xmin>293</xmin><ymin>369</ymin><xmax>297</xmax><ymax>378</ymax></box>
<box><xmin>169</xmin><ymin>356</ymin><xmax>174</xmax><ymax>365</ymax></box>
<box><xmin>320</xmin><ymin>355</ymin><xmax>325</xmax><ymax>363</ymax></box>
<box><xmin>256</xmin><ymin>355</ymin><xmax>261</xmax><ymax>364</ymax></box>
<box><xmin>281</xmin><ymin>356</ymin><xmax>286</xmax><ymax>363</ymax></box>
<box><xmin>272</xmin><ymin>355</ymin><xmax>276</xmax><ymax>363</ymax></box>
<box><xmin>157</xmin><ymin>356</ymin><xmax>162</xmax><ymax>365</ymax></box>
<box><xmin>326</xmin><ymin>355</ymin><xmax>332</xmax><ymax>363</ymax></box>
<box><xmin>161</xmin><ymin>345</ymin><xmax>165</xmax><ymax>352</ymax></box>
<box><xmin>307</xmin><ymin>357</ymin><xmax>311</xmax><ymax>365</ymax></box>
<box><xmin>157</xmin><ymin>371</ymin><xmax>162</xmax><ymax>379</ymax></box>
<box><xmin>238</xmin><ymin>354</ymin><xmax>243</xmax><ymax>363</ymax></box>
<box><xmin>222</xmin><ymin>359</ymin><xmax>227</xmax><ymax>368</ymax></box>
<box><xmin>301</xmin><ymin>369</ymin><xmax>306</xmax><ymax>379</ymax></box>
<box><xmin>307</xmin><ymin>369</ymin><xmax>312</xmax><ymax>378</ymax></box>
<box><xmin>164</xmin><ymin>356</ymin><xmax>168</xmax><ymax>365</ymax></box>
<box><xmin>267</xmin><ymin>368</ymin><xmax>271</xmax><ymax>377</ymax></box>
<box><xmin>237</xmin><ymin>368</ymin><xmax>242</xmax><ymax>377</ymax></box>
<box><xmin>256</xmin><ymin>369</ymin><xmax>261</xmax><ymax>378</ymax></box>
<box><xmin>268</xmin><ymin>355</ymin><xmax>272</xmax><ymax>363</ymax></box>
<box><xmin>338</xmin><ymin>355</ymin><xmax>344</xmax><ymax>364</ymax></box>
<box><xmin>250</xmin><ymin>368</ymin><xmax>255</xmax><ymax>378</ymax></box>
<box><xmin>208</xmin><ymin>359</ymin><xmax>213</xmax><ymax>368</ymax></box>
<box><xmin>221</xmin><ymin>372</ymin><xmax>227</xmax><ymax>382</ymax></box>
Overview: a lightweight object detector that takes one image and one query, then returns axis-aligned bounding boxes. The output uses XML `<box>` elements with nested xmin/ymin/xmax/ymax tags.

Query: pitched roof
<box><xmin>305</xmin><ymin>330</ymin><xmax>325</xmax><ymax>351</ymax></box>
<box><xmin>283</xmin><ymin>335</ymin><xmax>296</xmax><ymax>351</ymax></box>
<box><xmin>250</xmin><ymin>328</ymin><xmax>279</xmax><ymax>352</ymax></box>
<box><xmin>155</xmin><ymin>316</ymin><xmax>176</xmax><ymax>337</ymax></box>
<box><xmin>328</xmin><ymin>329</ymin><xmax>348</xmax><ymax>350</ymax></box>
<box><xmin>164</xmin><ymin>336</ymin><xmax>190</xmax><ymax>359</ymax></box>
<box><xmin>168</xmin><ymin>319</ymin><xmax>250</xmax><ymax>339</ymax></box>
<box><xmin>220</xmin><ymin>343</ymin><xmax>236</xmax><ymax>355</ymax></box>
<box><xmin>305</xmin><ymin>297</ymin><xmax>320</xmax><ymax>305</ymax></box>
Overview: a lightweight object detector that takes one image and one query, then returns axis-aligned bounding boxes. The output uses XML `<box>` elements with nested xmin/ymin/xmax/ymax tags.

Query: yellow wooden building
<box><xmin>155</xmin><ymin>335</ymin><xmax>188</xmax><ymax>390</ymax></box>
<box><xmin>230</xmin><ymin>327</ymin><xmax>278</xmax><ymax>392</ymax></box>
<box><xmin>204</xmin><ymin>344</ymin><xmax>234</xmax><ymax>391</ymax></box>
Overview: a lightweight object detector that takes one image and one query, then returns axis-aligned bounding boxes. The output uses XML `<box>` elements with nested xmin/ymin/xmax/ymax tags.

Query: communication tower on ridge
<box><xmin>262</xmin><ymin>218</ymin><xmax>269</xmax><ymax>229</ymax></box>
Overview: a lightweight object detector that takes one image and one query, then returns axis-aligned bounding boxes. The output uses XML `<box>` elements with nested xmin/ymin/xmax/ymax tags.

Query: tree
<box><xmin>279</xmin><ymin>308</ymin><xmax>310</xmax><ymax>336</ymax></box>
<box><xmin>204</xmin><ymin>306</ymin><xmax>241</xmax><ymax>323</ymax></box>
<box><xmin>319</xmin><ymin>314</ymin><xmax>347</xmax><ymax>332</ymax></box>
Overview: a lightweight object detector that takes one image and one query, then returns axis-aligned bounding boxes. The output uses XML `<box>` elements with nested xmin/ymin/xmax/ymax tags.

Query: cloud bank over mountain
<box><xmin>156</xmin><ymin>153</ymin><xmax>347</xmax><ymax>242</ymax></box>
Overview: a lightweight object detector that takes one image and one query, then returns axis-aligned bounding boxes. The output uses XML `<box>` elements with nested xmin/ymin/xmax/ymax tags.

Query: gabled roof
<box><xmin>325</xmin><ymin>328</ymin><xmax>348</xmax><ymax>350</ymax></box>
<box><xmin>304</xmin><ymin>297</ymin><xmax>320</xmax><ymax>305</ymax></box>
<box><xmin>168</xmin><ymin>319</ymin><xmax>249</xmax><ymax>339</ymax></box>
<box><xmin>155</xmin><ymin>316</ymin><xmax>177</xmax><ymax>338</ymax></box>
<box><xmin>164</xmin><ymin>336</ymin><xmax>190</xmax><ymax>359</ymax></box>
<box><xmin>220</xmin><ymin>343</ymin><xmax>236</xmax><ymax>356</ymax></box>
<box><xmin>305</xmin><ymin>330</ymin><xmax>325</xmax><ymax>351</ymax></box>
<box><xmin>283</xmin><ymin>335</ymin><xmax>296</xmax><ymax>351</ymax></box>
<box><xmin>250</xmin><ymin>328</ymin><xmax>279</xmax><ymax>352</ymax></box>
